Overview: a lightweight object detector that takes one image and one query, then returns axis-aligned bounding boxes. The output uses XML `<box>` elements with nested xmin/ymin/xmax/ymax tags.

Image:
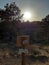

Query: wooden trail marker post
<box><xmin>16</xmin><ymin>35</ymin><xmax>29</xmax><ymax>65</ymax></box>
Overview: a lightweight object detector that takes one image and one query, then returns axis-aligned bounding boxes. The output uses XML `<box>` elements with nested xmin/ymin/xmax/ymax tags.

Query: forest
<box><xmin>0</xmin><ymin>2</ymin><xmax>49</xmax><ymax>49</ymax></box>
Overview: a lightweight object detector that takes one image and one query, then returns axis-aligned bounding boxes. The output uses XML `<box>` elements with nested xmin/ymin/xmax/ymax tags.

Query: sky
<box><xmin>0</xmin><ymin>0</ymin><xmax>49</xmax><ymax>21</ymax></box>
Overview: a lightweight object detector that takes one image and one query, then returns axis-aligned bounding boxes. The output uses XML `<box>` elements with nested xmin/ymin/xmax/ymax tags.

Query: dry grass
<box><xmin>0</xmin><ymin>44</ymin><xmax>49</xmax><ymax>65</ymax></box>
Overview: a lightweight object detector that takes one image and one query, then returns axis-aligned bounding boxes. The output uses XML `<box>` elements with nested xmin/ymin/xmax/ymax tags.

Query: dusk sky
<box><xmin>0</xmin><ymin>0</ymin><xmax>49</xmax><ymax>21</ymax></box>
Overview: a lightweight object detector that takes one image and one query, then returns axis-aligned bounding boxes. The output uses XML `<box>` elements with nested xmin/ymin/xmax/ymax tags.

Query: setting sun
<box><xmin>23</xmin><ymin>11</ymin><xmax>32</xmax><ymax>21</ymax></box>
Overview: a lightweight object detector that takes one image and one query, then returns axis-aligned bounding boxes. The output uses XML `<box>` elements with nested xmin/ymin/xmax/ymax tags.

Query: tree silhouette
<box><xmin>0</xmin><ymin>2</ymin><xmax>23</xmax><ymax>49</ymax></box>
<box><xmin>0</xmin><ymin>2</ymin><xmax>23</xmax><ymax>21</ymax></box>
<box><xmin>40</xmin><ymin>15</ymin><xmax>49</xmax><ymax>44</ymax></box>
<box><xmin>42</xmin><ymin>15</ymin><xmax>49</xmax><ymax>33</ymax></box>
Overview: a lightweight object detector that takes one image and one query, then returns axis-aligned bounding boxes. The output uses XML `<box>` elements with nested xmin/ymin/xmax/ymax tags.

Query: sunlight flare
<box><xmin>23</xmin><ymin>11</ymin><xmax>32</xmax><ymax>21</ymax></box>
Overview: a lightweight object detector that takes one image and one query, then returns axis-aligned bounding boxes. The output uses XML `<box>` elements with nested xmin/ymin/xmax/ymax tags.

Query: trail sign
<box><xmin>16</xmin><ymin>35</ymin><xmax>29</xmax><ymax>48</ymax></box>
<box><xmin>16</xmin><ymin>35</ymin><xmax>30</xmax><ymax>65</ymax></box>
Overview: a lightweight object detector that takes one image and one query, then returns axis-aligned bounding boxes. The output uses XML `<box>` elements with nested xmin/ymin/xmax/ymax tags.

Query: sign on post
<box><xmin>16</xmin><ymin>35</ymin><xmax>29</xmax><ymax>48</ymax></box>
<box><xmin>16</xmin><ymin>35</ymin><xmax>30</xmax><ymax>65</ymax></box>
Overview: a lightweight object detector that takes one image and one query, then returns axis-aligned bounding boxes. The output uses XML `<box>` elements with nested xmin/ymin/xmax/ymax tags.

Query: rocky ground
<box><xmin>0</xmin><ymin>44</ymin><xmax>49</xmax><ymax>65</ymax></box>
